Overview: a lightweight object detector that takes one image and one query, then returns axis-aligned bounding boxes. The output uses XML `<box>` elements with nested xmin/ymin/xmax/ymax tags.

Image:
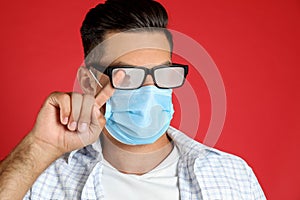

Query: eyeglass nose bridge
<box><xmin>142</xmin><ymin>67</ymin><xmax>156</xmax><ymax>86</ymax></box>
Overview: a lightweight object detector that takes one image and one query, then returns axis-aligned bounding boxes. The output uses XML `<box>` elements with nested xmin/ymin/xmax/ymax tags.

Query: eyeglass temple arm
<box><xmin>88</xmin><ymin>69</ymin><xmax>103</xmax><ymax>88</ymax></box>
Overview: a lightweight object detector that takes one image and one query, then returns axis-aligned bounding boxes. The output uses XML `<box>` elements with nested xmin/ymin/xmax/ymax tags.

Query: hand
<box><xmin>30</xmin><ymin>70</ymin><xmax>125</xmax><ymax>157</ymax></box>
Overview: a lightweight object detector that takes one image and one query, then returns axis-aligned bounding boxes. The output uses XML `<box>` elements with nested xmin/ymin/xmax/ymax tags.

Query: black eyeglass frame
<box><xmin>87</xmin><ymin>63</ymin><xmax>189</xmax><ymax>90</ymax></box>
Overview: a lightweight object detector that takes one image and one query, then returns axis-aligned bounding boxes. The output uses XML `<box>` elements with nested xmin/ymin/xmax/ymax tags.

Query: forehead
<box><xmin>99</xmin><ymin>31</ymin><xmax>171</xmax><ymax>66</ymax></box>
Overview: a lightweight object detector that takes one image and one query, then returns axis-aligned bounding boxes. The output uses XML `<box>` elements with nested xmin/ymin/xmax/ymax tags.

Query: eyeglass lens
<box><xmin>154</xmin><ymin>67</ymin><xmax>185</xmax><ymax>88</ymax></box>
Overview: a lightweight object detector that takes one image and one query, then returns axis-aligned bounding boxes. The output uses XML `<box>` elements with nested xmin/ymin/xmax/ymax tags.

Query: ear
<box><xmin>77</xmin><ymin>66</ymin><xmax>97</xmax><ymax>96</ymax></box>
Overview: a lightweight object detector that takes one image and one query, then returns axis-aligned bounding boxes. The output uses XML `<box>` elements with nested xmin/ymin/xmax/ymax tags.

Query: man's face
<box><xmin>87</xmin><ymin>31</ymin><xmax>173</xmax><ymax>147</ymax></box>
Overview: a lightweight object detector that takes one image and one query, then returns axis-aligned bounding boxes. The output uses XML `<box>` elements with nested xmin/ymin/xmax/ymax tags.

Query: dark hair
<box><xmin>80</xmin><ymin>0</ymin><xmax>172</xmax><ymax>60</ymax></box>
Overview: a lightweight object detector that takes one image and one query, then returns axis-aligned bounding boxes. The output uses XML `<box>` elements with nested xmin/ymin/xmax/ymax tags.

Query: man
<box><xmin>0</xmin><ymin>0</ymin><xmax>266</xmax><ymax>199</ymax></box>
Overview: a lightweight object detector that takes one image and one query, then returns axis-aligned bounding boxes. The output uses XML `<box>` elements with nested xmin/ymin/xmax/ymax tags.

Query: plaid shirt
<box><xmin>24</xmin><ymin>127</ymin><xmax>266</xmax><ymax>199</ymax></box>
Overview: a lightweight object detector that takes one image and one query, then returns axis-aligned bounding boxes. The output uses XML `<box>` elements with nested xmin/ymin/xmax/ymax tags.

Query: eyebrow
<box><xmin>110</xmin><ymin>60</ymin><xmax>171</xmax><ymax>67</ymax></box>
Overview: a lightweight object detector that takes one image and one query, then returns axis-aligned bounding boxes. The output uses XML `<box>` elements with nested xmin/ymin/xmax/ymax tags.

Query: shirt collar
<box><xmin>167</xmin><ymin>126</ymin><xmax>220</xmax><ymax>159</ymax></box>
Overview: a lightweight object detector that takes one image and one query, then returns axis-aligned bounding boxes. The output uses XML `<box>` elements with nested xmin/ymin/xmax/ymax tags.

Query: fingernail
<box><xmin>78</xmin><ymin>123</ymin><xmax>88</xmax><ymax>132</ymax></box>
<box><xmin>62</xmin><ymin>117</ymin><xmax>68</xmax><ymax>125</ymax></box>
<box><xmin>69</xmin><ymin>121</ymin><xmax>77</xmax><ymax>131</ymax></box>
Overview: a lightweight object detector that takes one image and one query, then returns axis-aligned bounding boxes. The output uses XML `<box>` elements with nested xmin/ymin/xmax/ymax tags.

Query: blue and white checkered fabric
<box><xmin>24</xmin><ymin>127</ymin><xmax>266</xmax><ymax>199</ymax></box>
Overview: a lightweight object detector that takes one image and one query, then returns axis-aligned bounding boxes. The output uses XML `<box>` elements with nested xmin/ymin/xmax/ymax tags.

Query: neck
<box><xmin>101</xmin><ymin>128</ymin><xmax>173</xmax><ymax>175</ymax></box>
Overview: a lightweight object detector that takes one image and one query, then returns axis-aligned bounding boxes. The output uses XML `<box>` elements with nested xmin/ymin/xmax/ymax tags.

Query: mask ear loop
<box><xmin>89</xmin><ymin>68</ymin><xmax>103</xmax><ymax>88</ymax></box>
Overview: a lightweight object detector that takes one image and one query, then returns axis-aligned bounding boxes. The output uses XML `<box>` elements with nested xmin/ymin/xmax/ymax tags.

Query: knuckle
<box><xmin>71</xmin><ymin>93</ymin><xmax>83</xmax><ymax>106</ymax></box>
<box><xmin>78</xmin><ymin>113</ymin><xmax>92</xmax><ymax>124</ymax></box>
<box><xmin>48</xmin><ymin>91</ymin><xmax>70</xmax><ymax>104</ymax></box>
<box><xmin>83</xmin><ymin>93</ymin><xmax>95</xmax><ymax>99</ymax></box>
<box><xmin>60</xmin><ymin>93</ymin><xmax>71</xmax><ymax>102</ymax></box>
<box><xmin>46</xmin><ymin>91</ymin><xmax>63</xmax><ymax>106</ymax></box>
<box><xmin>83</xmin><ymin>94</ymin><xmax>95</xmax><ymax>104</ymax></box>
<box><xmin>99</xmin><ymin>115</ymin><xmax>106</xmax><ymax>124</ymax></box>
<box><xmin>79</xmin><ymin>108</ymin><xmax>91</xmax><ymax>120</ymax></box>
<box><xmin>71</xmin><ymin>92</ymin><xmax>83</xmax><ymax>100</ymax></box>
<box><xmin>47</xmin><ymin>91</ymin><xmax>61</xmax><ymax>101</ymax></box>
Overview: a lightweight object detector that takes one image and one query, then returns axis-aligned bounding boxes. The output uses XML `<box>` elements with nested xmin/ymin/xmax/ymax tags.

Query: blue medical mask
<box><xmin>104</xmin><ymin>85</ymin><xmax>174</xmax><ymax>145</ymax></box>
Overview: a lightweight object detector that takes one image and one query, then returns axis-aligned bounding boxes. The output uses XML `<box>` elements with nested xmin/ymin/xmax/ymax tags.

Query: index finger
<box><xmin>94</xmin><ymin>70</ymin><xmax>125</xmax><ymax>108</ymax></box>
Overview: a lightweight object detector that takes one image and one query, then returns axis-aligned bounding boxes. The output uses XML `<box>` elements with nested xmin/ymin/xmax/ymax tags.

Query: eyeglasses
<box><xmin>88</xmin><ymin>63</ymin><xmax>188</xmax><ymax>90</ymax></box>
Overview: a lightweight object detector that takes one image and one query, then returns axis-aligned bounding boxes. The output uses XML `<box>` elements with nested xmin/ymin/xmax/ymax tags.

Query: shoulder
<box><xmin>194</xmin><ymin>147</ymin><xmax>265</xmax><ymax>199</ymax></box>
<box><xmin>167</xmin><ymin>126</ymin><xmax>251</xmax><ymax>170</ymax></box>
<box><xmin>195</xmin><ymin>146</ymin><xmax>250</xmax><ymax>173</ymax></box>
<box><xmin>168</xmin><ymin>127</ymin><xmax>266</xmax><ymax>199</ymax></box>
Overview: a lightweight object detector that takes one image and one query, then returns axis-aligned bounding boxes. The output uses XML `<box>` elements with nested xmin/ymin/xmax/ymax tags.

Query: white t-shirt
<box><xmin>101</xmin><ymin>146</ymin><xmax>180</xmax><ymax>200</ymax></box>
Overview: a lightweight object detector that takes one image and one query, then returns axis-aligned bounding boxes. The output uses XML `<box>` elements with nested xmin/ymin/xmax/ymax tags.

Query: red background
<box><xmin>0</xmin><ymin>0</ymin><xmax>299</xmax><ymax>199</ymax></box>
